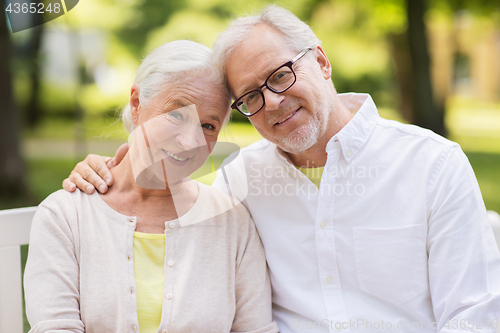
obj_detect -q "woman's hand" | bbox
[62,143,129,194]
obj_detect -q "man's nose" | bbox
[262,88,284,111]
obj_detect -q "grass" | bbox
[465,152,500,213]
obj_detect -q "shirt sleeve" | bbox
[24,200,85,333]
[426,146,500,333]
[212,150,249,206]
[230,213,279,333]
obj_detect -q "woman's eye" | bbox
[169,111,183,120]
[202,123,215,131]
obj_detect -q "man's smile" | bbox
[275,108,300,126]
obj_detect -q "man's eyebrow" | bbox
[237,83,253,97]
[236,60,287,97]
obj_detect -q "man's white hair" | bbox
[122,40,229,132]
[212,4,321,96]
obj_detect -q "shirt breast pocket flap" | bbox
[353,224,428,305]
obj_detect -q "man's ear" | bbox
[314,46,332,80]
[130,85,141,125]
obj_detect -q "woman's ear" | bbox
[130,85,141,125]
[314,46,332,80]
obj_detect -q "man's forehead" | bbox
[228,25,291,63]
[225,28,296,93]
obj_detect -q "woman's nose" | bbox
[175,124,204,151]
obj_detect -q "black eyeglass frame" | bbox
[230,47,313,117]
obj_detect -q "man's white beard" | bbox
[277,116,321,154]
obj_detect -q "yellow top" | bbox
[133,231,165,333]
[297,166,325,189]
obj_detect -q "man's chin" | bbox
[278,140,316,155]
[276,126,319,154]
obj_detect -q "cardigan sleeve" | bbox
[231,213,279,333]
[24,193,85,333]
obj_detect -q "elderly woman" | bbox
[24,40,278,333]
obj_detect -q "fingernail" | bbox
[99,185,106,193]
[86,185,94,193]
[106,178,112,185]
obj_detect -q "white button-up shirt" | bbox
[213,93,500,333]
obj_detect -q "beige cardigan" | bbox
[24,182,278,333]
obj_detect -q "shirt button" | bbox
[320,222,326,229]
[326,276,333,283]
[166,293,173,299]
[130,288,134,294]
[345,150,352,157]
[169,222,175,229]
[168,260,174,267]
[132,326,136,331]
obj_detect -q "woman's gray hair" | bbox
[122,40,229,132]
[212,4,321,96]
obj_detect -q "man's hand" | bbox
[62,143,129,194]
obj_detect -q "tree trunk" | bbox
[389,32,414,123]
[405,0,446,136]
[0,7,29,202]
[26,16,44,128]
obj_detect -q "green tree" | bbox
[0,7,29,206]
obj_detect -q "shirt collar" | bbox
[326,93,380,163]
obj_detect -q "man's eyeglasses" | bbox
[231,48,313,117]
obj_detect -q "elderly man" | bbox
[64,5,500,332]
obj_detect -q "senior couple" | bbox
[25,4,500,333]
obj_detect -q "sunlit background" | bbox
[1,0,500,215]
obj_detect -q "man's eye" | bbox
[271,70,291,82]
[244,92,258,105]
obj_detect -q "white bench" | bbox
[0,207,37,333]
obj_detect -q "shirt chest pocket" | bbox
[352,224,428,304]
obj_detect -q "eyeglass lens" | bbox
[239,65,295,115]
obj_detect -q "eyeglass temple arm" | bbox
[291,48,313,64]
